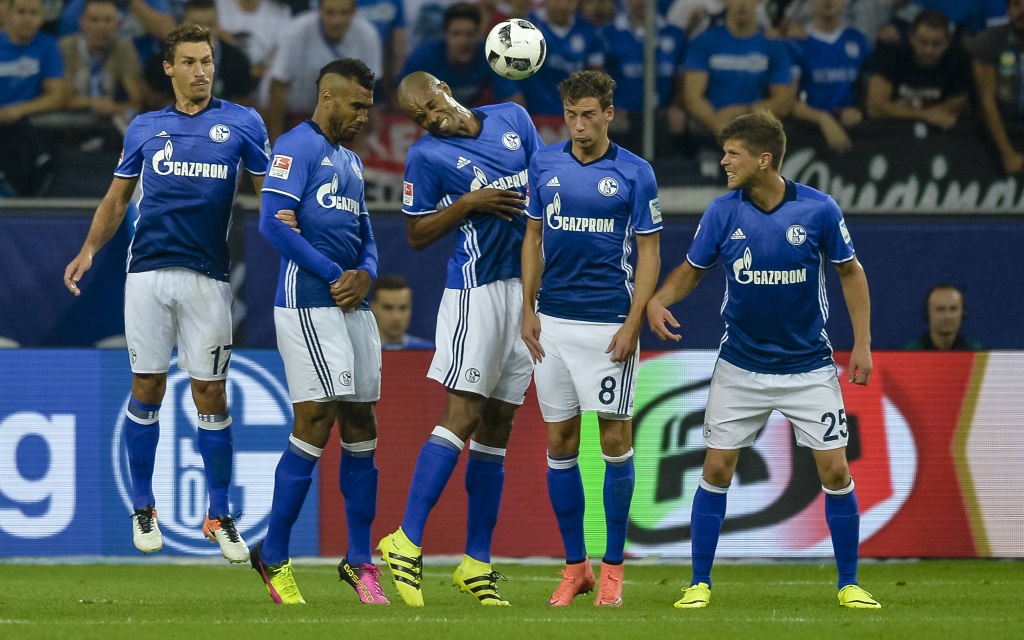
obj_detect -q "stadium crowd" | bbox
[1,0,1022,196]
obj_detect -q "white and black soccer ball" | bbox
[485,19,546,81]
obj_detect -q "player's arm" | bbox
[835,255,872,385]
[520,217,545,363]
[63,176,139,295]
[406,188,526,250]
[646,260,706,342]
[250,173,265,193]
[332,214,378,312]
[682,70,721,134]
[608,231,660,362]
[259,191,344,283]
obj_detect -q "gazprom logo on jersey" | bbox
[732,248,807,285]
[152,140,230,179]
[468,165,528,192]
[316,174,360,214]
[545,192,614,233]
[112,355,293,555]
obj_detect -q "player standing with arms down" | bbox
[63,24,270,561]
[646,110,881,610]
[521,70,661,607]
[249,58,388,606]
[377,71,542,607]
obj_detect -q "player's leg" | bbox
[781,367,880,608]
[677,359,771,608]
[595,414,634,607]
[123,271,176,554]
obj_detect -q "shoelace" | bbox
[276,563,302,599]
[217,516,242,543]
[132,508,154,534]
[360,565,388,599]
[597,574,621,601]
[485,570,508,591]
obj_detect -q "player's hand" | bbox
[666,105,687,135]
[276,209,300,233]
[921,107,956,131]
[848,344,872,386]
[331,269,372,311]
[0,104,24,124]
[462,188,527,222]
[1001,150,1024,175]
[838,107,863,128]
[606,322,640,363]
[521,308,545,363]
[64,252,93,296]
[820,115,852,153]
[647,300,681,342]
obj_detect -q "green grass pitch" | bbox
[2,560,1022,639]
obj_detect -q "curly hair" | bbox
[316,58,376,93]
[558,70,616,110]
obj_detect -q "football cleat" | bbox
[594,561,624,607]
[453,555,510,606]
[674,582,711,608]
[548,558,596,606]
[203,514,250,563]
[250,541,306,605]
[378,528,424,606]
[131,505,162,554]
[838,584,882,609]
[339,558,391,605]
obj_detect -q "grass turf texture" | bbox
[1,560,1022,639]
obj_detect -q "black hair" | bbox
[316,58,376,92]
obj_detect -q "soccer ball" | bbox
[485,19,546,81]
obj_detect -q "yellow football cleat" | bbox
[453,555,510,606]
[674,582,711,608]
[838,584,881,609]
[378,528,424,606]
[250,541,305,605]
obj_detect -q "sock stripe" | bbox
[429,426,465,451]
[341,438,378,453]
[602,448,634,465]
[288,434,323,460]
[299,307,333,397]
[823,477,855,496]
[468,440,506,457]
[547,453,579,469]
[698,477,729,494]
[197,412,231,430]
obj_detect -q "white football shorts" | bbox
[124,268,232,380]
[275,306,381,404]
[428,278,533,405]
[533,314,639,422]
[704,358,849,450]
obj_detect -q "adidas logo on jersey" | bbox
[321,157,333,166]
[546,176,560,187]
[456,156,470,169]
[730,228,746,240]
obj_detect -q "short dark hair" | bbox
[558,70,616,111]
[923,284,966,321]
[83,0,118,9]
[316,58,376,93]
[718,110,787,170]
[162,23,215,64]
[184,0,216,11]
[372,274,411,298]
[912,9,951,35]
[444,2,481,30]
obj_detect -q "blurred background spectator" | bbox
[59,0,174,61]
[788,0,871,152]
[866,8,971,130]
[216,0,290,103]
[357,0,405,103]
[1,0,68,195]
[142,0,253,109]
[905,284,982,351]
[371,274,434,350]
[972,0,1024,175]
[667,0,771,38]
[580,0,616,29]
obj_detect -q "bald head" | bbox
[397,71,477,137]
[397,72,447,115]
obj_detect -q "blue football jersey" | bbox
[789,27,870,112]
[686,181,855,374]
[527,142,662,323]
[115,98,270,281]
[512,12,606,114]
[263,121,373,309]
[600,15,687,112]
[683,26,792,110]
[403,102,542,289]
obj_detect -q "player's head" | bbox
[370,275,414,343]
[444,3,481,67]
[559,70,615,156]
[811,0,848,20]
[923,284,966,341]
[397,71,474,137]
[313,58,375,143]
[319,0,356,43]
[718,110,786,190]
[909,9,951,69]
[183,0,220,34]
[162,23,216,105]
[1010,0,1024,37]
[80,0,120,50]
[5,0,44,44]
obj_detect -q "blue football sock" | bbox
[124,397,161,510]
[465,441,506,563]
[262,437,320,567]
[691,480,728,588]
[197,413,233,518]
[401,427,463,547]
[602,449,635,565]
[339,439,378,566]
[825,480,861,588]
[547,453,587,565]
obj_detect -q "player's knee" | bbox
[190,379,227,413]
[702,455,738,486]
[598,428,631,457]
[132,373,167,404]
[818,462,851,490]
[340,402,378,442]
